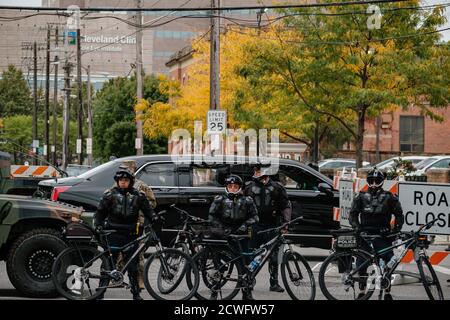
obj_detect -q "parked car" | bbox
[408,155,450,176]
[318,158,370,170]
[373,156,429,170]
[0,194,82,297]
[37,155,340,249]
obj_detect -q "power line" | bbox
[0,0,413,12]
[221,25,450,46]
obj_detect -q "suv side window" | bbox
[192,168,223,187]
[137,163,176,187]
[274,165,322,191]
[432,159,450,169]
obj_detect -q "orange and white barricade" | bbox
[10,165,61,178]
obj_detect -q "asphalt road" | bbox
[0,245,449,300]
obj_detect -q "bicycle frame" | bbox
[341,234,422,289]
[72,229,159,281]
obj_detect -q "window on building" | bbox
[400,116,424,152]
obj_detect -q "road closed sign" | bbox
[398,182,450,235]
[338,180,354,228]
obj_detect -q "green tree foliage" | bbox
[0,65,32,116]
[236,0,450,167]
[1,115,78,164]
[92,74,168,160]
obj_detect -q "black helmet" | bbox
[252,165,270,182]
[224,175,243,199]
[367,168,385,192]
[114,168,135,187]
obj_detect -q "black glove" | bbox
[95,225,103,234]
[235,224,247,234]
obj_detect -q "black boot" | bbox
[130,273,143,301]
[242,289,255,300]
[269,263,285,293]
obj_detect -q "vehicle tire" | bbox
[417,255,444,300]
[144,248,199,300]
[318,250,375,300]
[52,245,111,300]
[281,250,316,300]
[6,228,67,298]
[189,247,242,300]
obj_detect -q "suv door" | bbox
[177,164,228,221]
[273,164,339,248]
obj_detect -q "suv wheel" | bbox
[6,228,67,297]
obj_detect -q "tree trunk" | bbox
[356,108,366,169]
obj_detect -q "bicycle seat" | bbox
[229,234,251,240]
[330,229,355,236]
[100,230,117,236]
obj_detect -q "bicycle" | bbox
[52,216,200,300]
[187,216,316,300]
[318,218,444,300]
[167,204,211,255]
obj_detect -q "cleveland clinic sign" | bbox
[81,34,137,52]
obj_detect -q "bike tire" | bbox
[188,247,242,300]
[417,255,444,300]
[156,248,190,294]
[144,248,199,300]
[281,250,316,300]
[318,250,375,300]
[52,245,111,300]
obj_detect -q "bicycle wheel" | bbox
[189,247,243,300]
[52,245,111,300]
[144,248,199,300]
[281,250,316,300]
[417,255,444,300]
[318,250,375,300]
[156,249,190,294]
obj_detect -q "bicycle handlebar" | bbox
[256,216,303,235]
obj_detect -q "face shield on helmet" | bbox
[367,168,385,192]
[224,175,243,199]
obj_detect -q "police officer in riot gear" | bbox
[244,165,292,293]
[349,168,404,300]
[94,168,155,300]
[209,174,259,300]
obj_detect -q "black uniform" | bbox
[208,192,259,299]
[244,178,291,288]
[94,186,154,297]
[349,188,404,292]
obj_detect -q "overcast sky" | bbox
[0,0,448,40]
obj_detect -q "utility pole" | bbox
[76,26,83,164]
[209,0,220,111]
[135,0,144,155]
[52,26,59,166]
[375,115,381,163]
[44,25,51,162]
[313,120,319,163]
[62,61,72,171]
[32,42,38,165]
[86,65,93,167]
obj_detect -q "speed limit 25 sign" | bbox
[207,110,227,133]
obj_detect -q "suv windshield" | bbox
[78,161,118,179]
[415,158,437,170]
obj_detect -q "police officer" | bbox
[119,160,157,290]
[94,168,155,300]
[349,168,404,300]
[244,165,291,293]
[209,174,259,300]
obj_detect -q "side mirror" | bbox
[318,183,333,195]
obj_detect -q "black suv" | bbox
[38,155,339,248]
